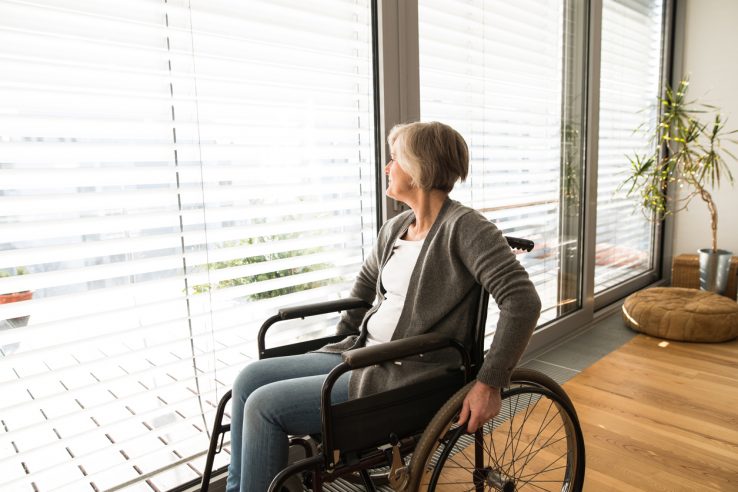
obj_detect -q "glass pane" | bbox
[595,0,665,293]
[0,0,376,489]
[419,0,588,329]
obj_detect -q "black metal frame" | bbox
[199,236,534,492]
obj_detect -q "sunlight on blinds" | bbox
[0,0,376,490]
[419,0,570,326]
[595,0,664,292]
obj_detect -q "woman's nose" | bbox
[385,161,391,174]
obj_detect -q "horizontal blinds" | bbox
[419,0,565,325]
[595,0,663,292]
[0,0,376,490]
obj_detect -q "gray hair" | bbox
[387,121,469,192]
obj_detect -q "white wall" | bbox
[672,0,738,256]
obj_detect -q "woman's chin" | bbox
[386,189,410,205]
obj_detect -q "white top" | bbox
[365,237,424,347]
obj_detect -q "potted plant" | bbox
[0,267,33,328]
[620,78,738,294]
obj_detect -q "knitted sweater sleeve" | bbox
[452,211,542,388]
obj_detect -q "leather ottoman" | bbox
[622,287,738,342]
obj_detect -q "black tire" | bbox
[406,368,585,491]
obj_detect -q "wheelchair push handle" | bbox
[505,236,534,252]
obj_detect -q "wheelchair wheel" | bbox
[407,368,585,491]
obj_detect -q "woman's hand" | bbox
[457,381,502,433]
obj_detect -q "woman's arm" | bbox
[453,211,542,388]
[452,211,541,431]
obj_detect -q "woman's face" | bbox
[385,141,414,201]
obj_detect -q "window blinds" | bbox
[419,0,567,325]
[0,0,376,490]
[594,0,664,292]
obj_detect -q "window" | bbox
[0,0,376,489]
[418,0,588,328]
[595,0,665,293]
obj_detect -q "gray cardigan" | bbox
[321,198,541,398]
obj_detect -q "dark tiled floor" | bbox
[526,309,635,380]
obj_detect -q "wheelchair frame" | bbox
[200,237,585,492]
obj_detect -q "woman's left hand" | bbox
[457,380,502,433]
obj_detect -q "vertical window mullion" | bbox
[377,0,420,222]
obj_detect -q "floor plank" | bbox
[564,334,738,492]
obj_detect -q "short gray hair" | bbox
[387,121,469,192]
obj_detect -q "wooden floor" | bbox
[563,334,738,491]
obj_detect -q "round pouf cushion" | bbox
[622,287,738,342]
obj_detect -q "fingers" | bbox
[463,402,480,433]
[457,397,471,426]
[460,384,501,433]
[467,413,480,433]
[467,405,486,433]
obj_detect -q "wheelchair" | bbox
[200,237,585,491]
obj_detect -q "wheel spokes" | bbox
[430,388,575,492]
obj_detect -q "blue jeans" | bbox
[226,352,349,492]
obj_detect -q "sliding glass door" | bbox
[419,0,668,331]
[419,0,588,331]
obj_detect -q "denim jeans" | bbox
[225,352,349,492]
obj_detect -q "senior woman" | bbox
[226,121,541,492]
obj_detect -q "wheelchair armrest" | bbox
[341,333,466,369]
[277,297,372,320]
[258,297,372,359]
